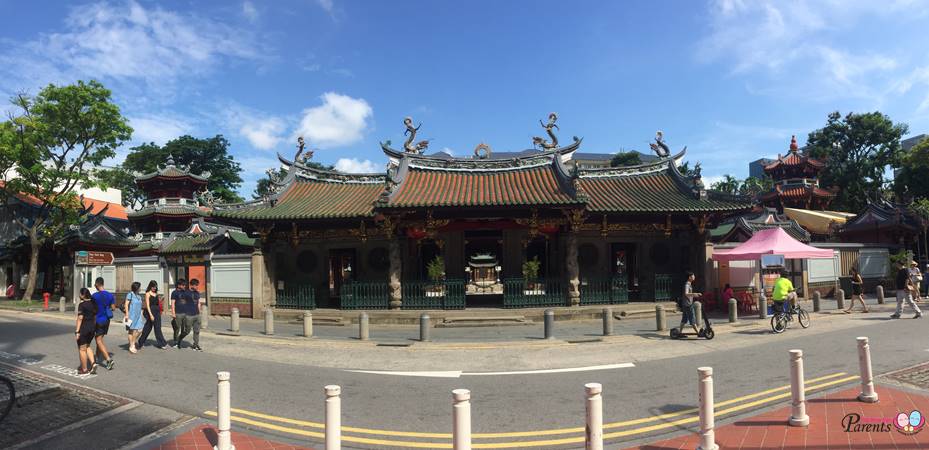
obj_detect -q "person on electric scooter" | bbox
[677,271,702,335]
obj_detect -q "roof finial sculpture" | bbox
[403,117,429,154]
[649,131,671,158]
[789,135,799,152]
[166,154,176,167]
[294,136,313,163]
[532,112,559,150]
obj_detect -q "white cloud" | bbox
[242,1,259,22]
[128,114,194,145]
[240,117,287,150]
[295,92,373,149]
[335,158,380,174]
[316,0,334,13]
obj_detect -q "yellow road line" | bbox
[204,374,859,448]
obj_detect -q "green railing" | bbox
[275,284,316,310]
[401,279,466,310]
[341,281,389,310]
[503,278,566,308]
[655,274,673,302]
[579,277,629,305]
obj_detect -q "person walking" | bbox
[845,268,869,313]
[909,261,923,302]
[170,279,191,349]
[74,288,97,374]
[138,280,167,349]
[125,282,145,354]
[676,271,702,335]
[187,278,204,351]
[891,261,922,319]
[91,277,116,370]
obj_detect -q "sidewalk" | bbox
[144,421,313,450]
[625,384,929,449]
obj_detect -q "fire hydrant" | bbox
[43,292,50,310]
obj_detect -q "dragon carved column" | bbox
[383,216,403,310]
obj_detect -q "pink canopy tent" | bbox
[712,227,833,262]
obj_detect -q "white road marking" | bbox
[345,363,635,378]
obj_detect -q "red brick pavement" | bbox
[149,423,313,450]
[626,385,929,449]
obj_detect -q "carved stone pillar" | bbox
[566,232,581,306]
[251,249,271,319]
[388,238,402,310]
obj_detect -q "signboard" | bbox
[761,254,785,269]
[75,251,114,266]
[165,254,209,265]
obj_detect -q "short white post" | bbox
[59,296,66,313]
[325,385,341,450]
[453,389,472,450]
[788,350,810,426]
[303,311,314,337]
[857,337,879,403]
[202,304,210,329]
[697,367,718,450]
[214,371,235,450]
[585,383,603,450]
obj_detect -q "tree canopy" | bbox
[806,111,908,212]
[610,151,642,167]
[100,135,243,206]
[894,137,929,202]
[0,80,132,299]
[710,175,740,194]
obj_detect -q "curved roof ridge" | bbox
[381,137,583,163]
[277,152,385,184]
[577,148,685,178]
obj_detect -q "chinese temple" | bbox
[127,155,211,234]
[212,116,752,310]
[841,200,926,249]
[758,136,834,211]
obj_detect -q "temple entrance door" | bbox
[464,231,503,307]
[328,249,355,303]
[611,243,639,301]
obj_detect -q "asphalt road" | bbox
[1,308,927,449]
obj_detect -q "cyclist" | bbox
[771,270,797,315]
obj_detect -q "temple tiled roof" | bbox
[213,178,384,220]
[763,136,825,172]
[127,205,208,219]
[759,184,834,201]
[710,208,811,243]
[384,163,579,208]
[842,200,924,233]
[135,155,209,184]
[579,171,748,213]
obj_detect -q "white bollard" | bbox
[585,383,603,450]
[325,385,341,450]
[697,367,718,450]
[214,371,235,450]
[788,350,810,426]
[453,389,472,450]
[857,337,879,403]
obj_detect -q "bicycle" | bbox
[0,374,15,423]
[770,302,810,334]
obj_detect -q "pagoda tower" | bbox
[127,155,210,234]
[758,135,834,211]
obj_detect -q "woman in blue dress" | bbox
[126,282,145,354]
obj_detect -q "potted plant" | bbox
[426,255,445,297]
[522,257,543,294]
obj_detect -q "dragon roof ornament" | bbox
[532,112,559,150]
[403,117,429,154]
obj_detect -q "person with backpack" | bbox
[91,277,116,370]
[677,271,702,335]
[891,261,922,319]
[74,288,97,375]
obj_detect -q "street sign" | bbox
[75,251,114,266]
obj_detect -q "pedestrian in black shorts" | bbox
[91,277,116,371]
[74,288,97,374]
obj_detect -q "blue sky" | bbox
[2,0,929,196]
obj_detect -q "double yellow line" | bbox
[204,372,858,448]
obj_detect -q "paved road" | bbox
[1,306,926,449]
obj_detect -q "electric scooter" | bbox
[669,314,715,340]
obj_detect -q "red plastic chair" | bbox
[701,291,717,312]
[739,292,756,313]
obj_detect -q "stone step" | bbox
[437,316,531,328]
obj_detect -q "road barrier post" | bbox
[836,289,845,310]
[697,367,718,450]
[655,305,666,331]
[230,308,240,333]
[59,296,66,313]
[813,291,821,312]
[876,285,884,304]
[420,313,431,342]
[303,311,313,337]
[215,371,234,450]
[857,337,879,403]
[758,294,767,319]
[585,383,603,450]
[694,301,703,328]
[544,309,554,340]
[325,385,341,450]
[728,298,738,323]
[788,349,810,426]
[453,389,471,450]
[602,308,613,336]
[359,312,369,341]
[264,307,274,335]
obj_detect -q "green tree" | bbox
[0,81,132,300]
[894,137,929,202]
[740,176,774,198]
[100,135,244,206]
[610,151,642,167]
[253,162,334,199]
[710,175,741,194]
[806,111,908,212]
